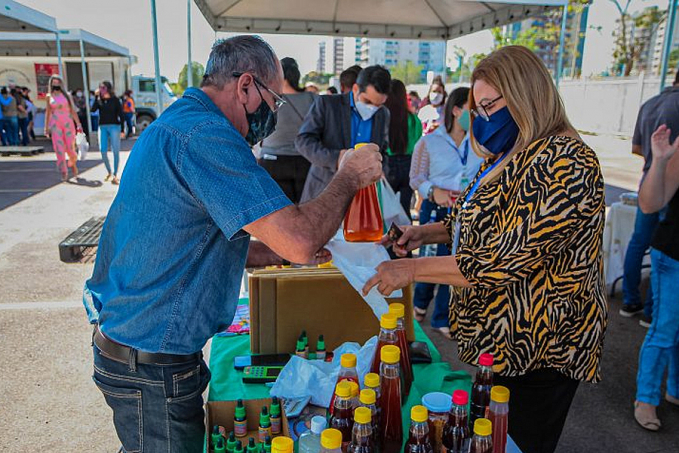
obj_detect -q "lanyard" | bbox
[452,142,469,166]
[464,149,510,204]
[452,150,510,255]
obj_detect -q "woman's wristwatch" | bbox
[427,186,436,202]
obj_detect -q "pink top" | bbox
[48,93,72,126]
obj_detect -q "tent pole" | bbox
[56,31,63,76]
[151,0,164,114]
[187,0,194,89]
[556,4,568,88]
[660,0,677,91]
[79,39,93,139]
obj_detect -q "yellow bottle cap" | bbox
[271,437,294,453]
[380,313,397,329]
[388,303,405,319]
[490,385,510,404]
[335,381,352,398]
[341,353,357,369]
[360,388,376,405]
[354,143,368,149]
[411,405,429,423]
[474,418,492,437]
[380,345,400,364]
[317,261,334,268]
[348,381,359,397]
[321,428,343,449]
[354,406,372,424]
[364,373,380,388]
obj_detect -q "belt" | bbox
[93,325,201,365]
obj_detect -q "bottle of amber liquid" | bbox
[404,405,434,453]
[343,143,383,242]
[378,345,403,453]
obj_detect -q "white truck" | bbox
[131,75,178,132]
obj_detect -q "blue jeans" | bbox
[124,112,135,138]
[91,115,99,132]
[623,206,659,316]
[414,199,451,328]
[2,117,19,146]
[99,124,121,176]
[93,344,210,452]
[18,117,29,145]
[636,248,679,406]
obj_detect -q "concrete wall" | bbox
[407,75,673,136]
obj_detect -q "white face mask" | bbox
[76,91,83,98]
[429,92,443,105]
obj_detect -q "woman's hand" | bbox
[380,224,427,257]
[44,129,50,139]
[651,124,679,163]
[76,124,83,133]
[362,259,416,296]
[432,187,457,208]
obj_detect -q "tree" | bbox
[302,71,333,86]
[610,2,666,76]
[176,61,205,94]
[390,61,425,85]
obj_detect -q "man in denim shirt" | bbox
[85,36,382,452]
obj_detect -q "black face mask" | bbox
[53,86,62,92]
[243,84,277,146]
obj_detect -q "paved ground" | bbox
[0,133,678,452]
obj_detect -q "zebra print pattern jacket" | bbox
[445,135,607,383]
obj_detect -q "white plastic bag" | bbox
[270,337,377,408]
[325,230,401,320]
[76,132,89,161]
[380,178,411,227]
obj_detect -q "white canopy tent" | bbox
[192,0,568,41]
[0,28,131,134]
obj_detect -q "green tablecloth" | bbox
[208,305,472,435]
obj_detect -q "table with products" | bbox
[207,298,523,453]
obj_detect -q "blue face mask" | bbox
[244,87,277,146]
[472,106,519,155]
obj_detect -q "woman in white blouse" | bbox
[408,86,484,338]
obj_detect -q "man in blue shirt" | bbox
[296,65,391,202]
[85,35,382,452]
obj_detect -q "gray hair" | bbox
[201,35,279,89]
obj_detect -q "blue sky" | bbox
[20,0,670,81]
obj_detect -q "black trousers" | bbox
[258,154,311,204]
[493,368,580,453]
[385,154,413,220]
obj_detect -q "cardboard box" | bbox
[205,398,290,451]
[249,267,414,355]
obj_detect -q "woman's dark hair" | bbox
[385,79,409,156]
[356,65,391,95]
[444,86,470,133]
[326,86,338,94]
[101,81,115,97]
[281,57,303,92]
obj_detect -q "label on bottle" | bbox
[259,426,272,443]
[270,416,281,435]
[234,419,247,437]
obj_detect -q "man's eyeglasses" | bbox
[471,94,503,121]
[232,72,286,112]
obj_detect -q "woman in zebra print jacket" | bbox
[363,46,607,453]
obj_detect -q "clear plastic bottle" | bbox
[388,303,413,398]
[329,381,355,448]
[469,419,492,453]
[421,209,439,257]
[442,390,471,453]
[271,436,294,453]
[470,354,493,427]
[299,416,327,453]
[320,428,344,453]
[488,386,510,453]
[364,373,381,414]
[378,345,403,453]
[370,314,399,374]
[344,144,383,243]
[404,405,434,453]
[330,353,360,414]
[348,406,374,453]
[359,389,379,449]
